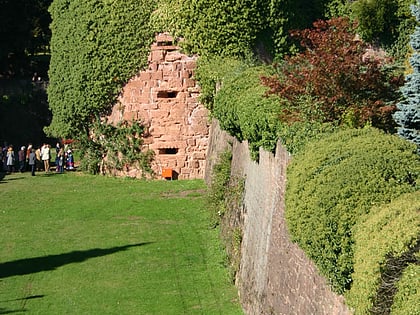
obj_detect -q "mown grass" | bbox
[0,171,243,314]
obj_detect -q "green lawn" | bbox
[0,172,243,314]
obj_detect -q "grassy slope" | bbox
[0,172,243,314]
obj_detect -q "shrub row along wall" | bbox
[205,119,351,315]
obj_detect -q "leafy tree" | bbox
[261,17,403,131]
[46,0,156,138]
[393,1,420,147]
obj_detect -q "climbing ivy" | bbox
[47,0,156,138]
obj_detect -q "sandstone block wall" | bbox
[106,33,209,179]
[206,120,352,315]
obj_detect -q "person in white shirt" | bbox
[40,143,50,172]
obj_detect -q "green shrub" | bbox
[285,127,419,293]
[346,191,420,314]
[211,63,282,160]
[194,56,250,111]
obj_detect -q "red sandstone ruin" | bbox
[106,33,209,179]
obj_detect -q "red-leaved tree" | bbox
[261,17,403,130]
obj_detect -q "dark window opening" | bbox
[159,148,178,155]
[157,91,178,98]
[157,41,173,46]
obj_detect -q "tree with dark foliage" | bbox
[261,17,404,131]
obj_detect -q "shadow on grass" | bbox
[0,295,45,303]
[0,296,44,314]
[0,308,26,314]
[0,174,25,183]
[0,243,152,279]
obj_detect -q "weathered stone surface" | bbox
[106,33,209,179]
[205,119,352,315]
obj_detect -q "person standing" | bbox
[26,144,33,171]
[40,143,50,172]
[6,146,14,174]
[35,146,42,171]
[28,148,36,176]
[55,142,60,171]
[56,148,65,173]
[18,146,26,172]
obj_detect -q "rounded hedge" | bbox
[285,127,419,293]
[346,191,420,314]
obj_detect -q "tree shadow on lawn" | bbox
[0,243,153,279]
[0,307,27,314]
[0,296,44,314]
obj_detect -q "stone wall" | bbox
[206,120,352,315]
[106,33,209,179]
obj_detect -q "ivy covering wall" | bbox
[47,0,156,138]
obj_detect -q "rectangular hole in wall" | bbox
[157,41,173,46]
[159,148,178,155]
[157,91,178,99]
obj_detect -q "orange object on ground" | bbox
[162,168,173,179]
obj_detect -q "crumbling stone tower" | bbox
[106,33,209,179]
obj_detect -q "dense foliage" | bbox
[285,127,419,293]
[393,1,420,147]
[152,0,268,58]
[211,64,282,159]
[47,0,156,138]
[151,0,333,61]
[195,56,338,157]
[261,17,403,131]
[347,191,419,315]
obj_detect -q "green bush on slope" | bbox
[347,191,420,314]
[285,127,419,293]
[204,60,282,160]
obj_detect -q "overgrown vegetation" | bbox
[261,17,403,131]
[285,127,419,293]
[47,0,156,138]
[203,61,282,160]
[207,150,245,282]
[78,119,155,176]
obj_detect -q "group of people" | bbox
[0,142,75,176]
